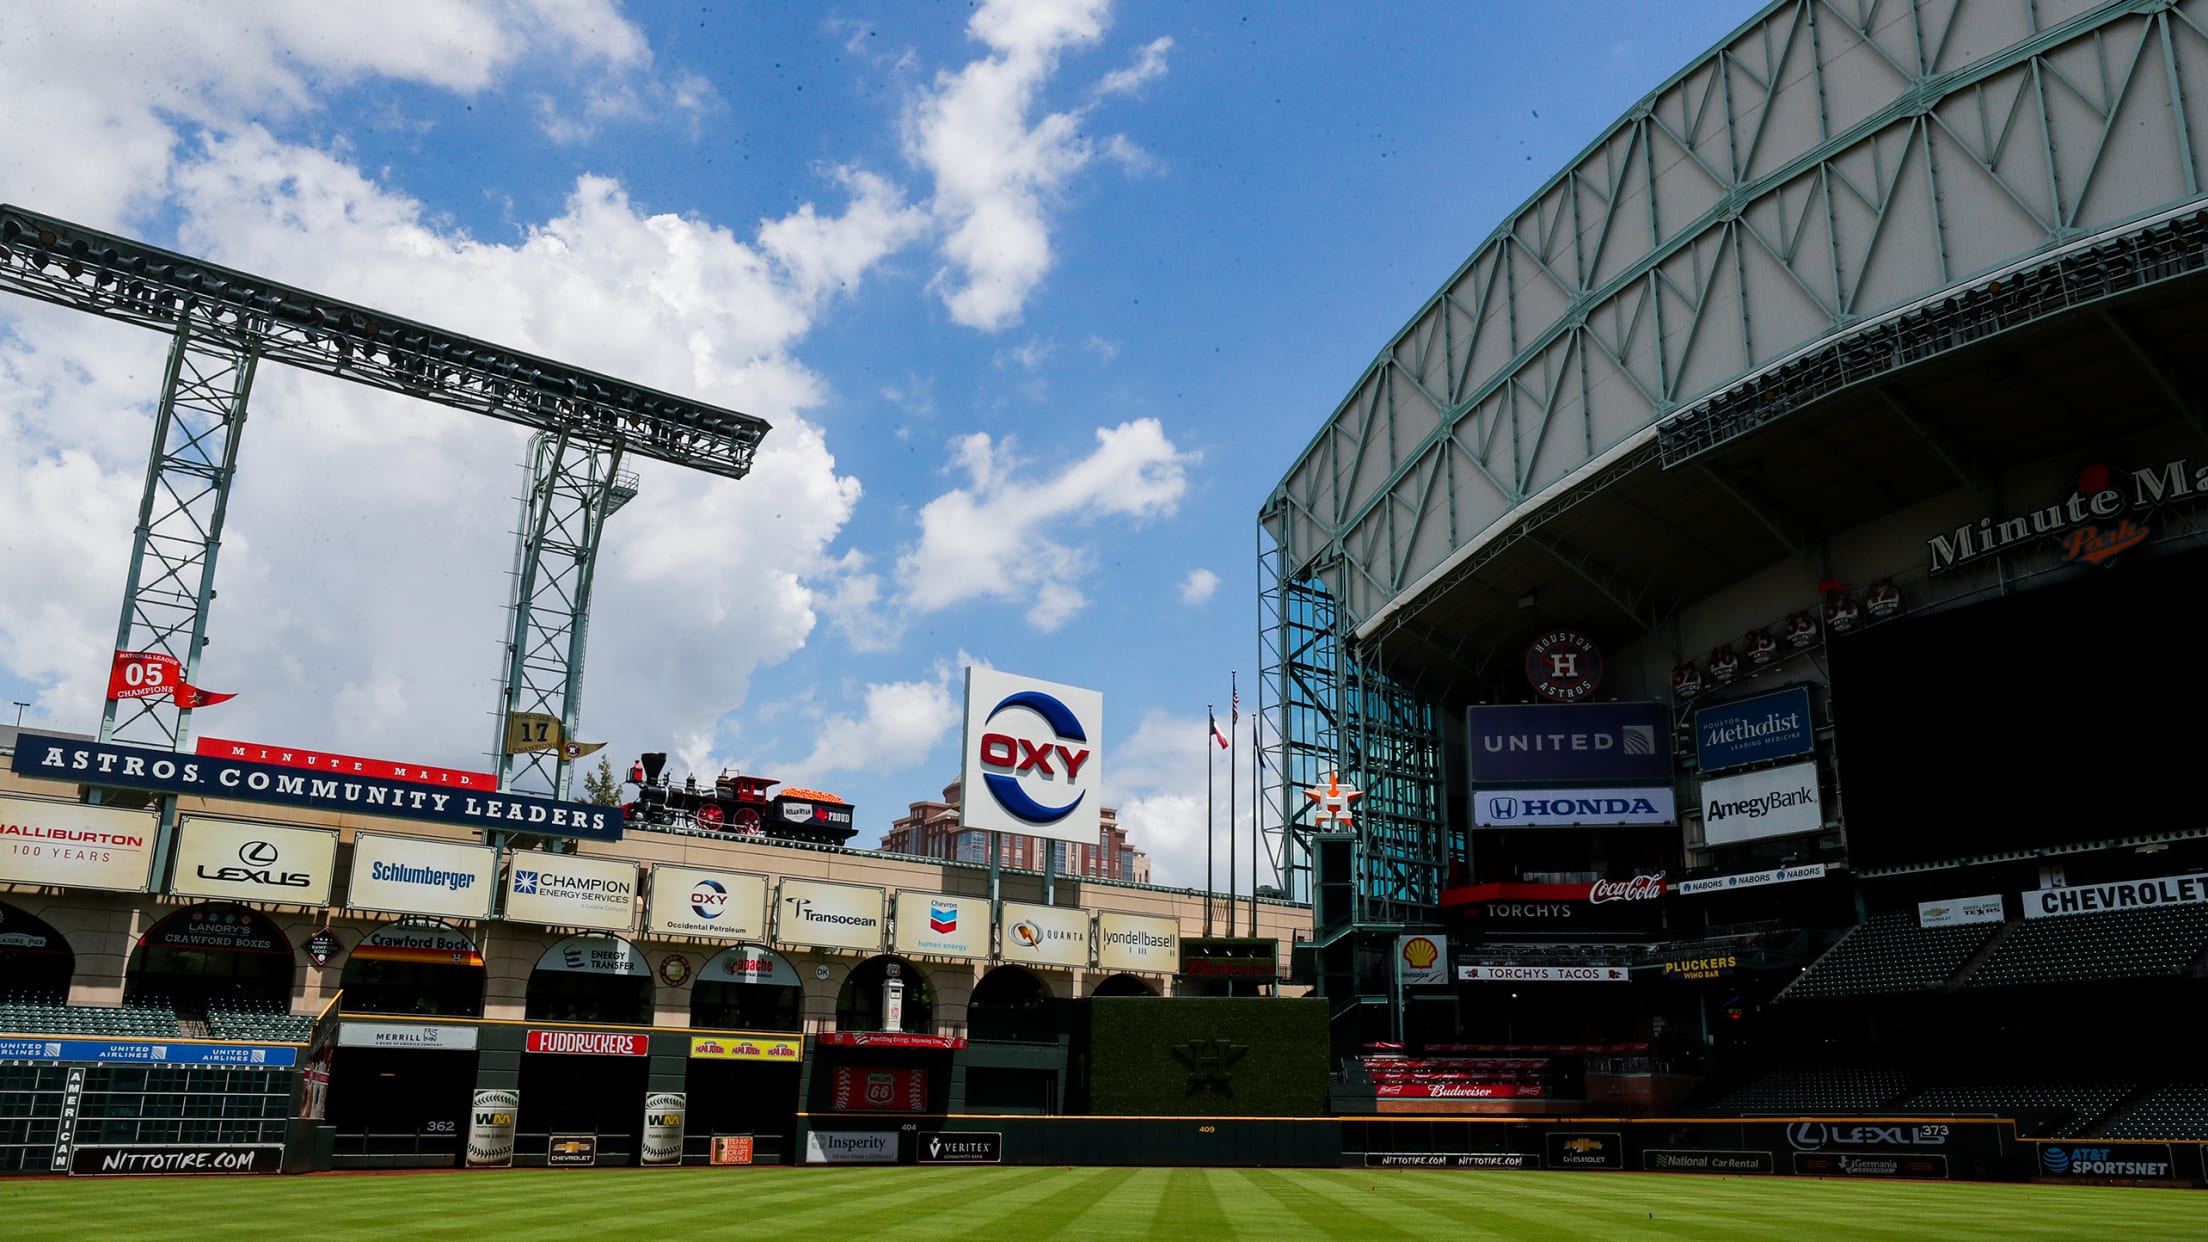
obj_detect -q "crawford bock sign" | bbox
[167,817,336,906]
[0,795,158,893]
[1465,702,1671,785]
[1699,760,1823,846]
[959,667,1102,846]
[11,733,621,843]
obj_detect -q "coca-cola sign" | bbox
[1588,873,1666,904]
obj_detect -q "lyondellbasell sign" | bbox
[1927,458,2208,573]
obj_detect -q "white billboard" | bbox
[959,667,1102,846]
[0,796,159,893]
[644,866,768,942]
[346,832,499,920]
[805,1130,897,1164]
[775,879,885,952]
[169,816,338,906]
[1918,894,2005,927]
[1396,933,1449,986]
[1699,760,1823,845]
[1473,787,1675,828]
[503,853,638,932]
[1095,912,1179,974]
[892,891,989,960]
[999,901,1091,969]
[1457,964,1629,983]
[337,1022,479,1050]
[2023,873,2208,919]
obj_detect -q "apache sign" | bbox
[959,667,1102,846]
[11,733,621,843]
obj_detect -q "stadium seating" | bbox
[0,992,180,1037]
[1900,1081,2134,1138]
[204,998,313,1043]
[2099,1083,2208,1140]
[1699,1063,1916,1114]
[1781,913,1997,998]
[1962,905,2208,988]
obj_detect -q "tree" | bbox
[582,755,621,806]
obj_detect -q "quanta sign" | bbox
[959,668,1102,845]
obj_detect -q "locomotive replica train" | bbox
[620,751,858,846]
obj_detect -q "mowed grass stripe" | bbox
[6,1165,2208,1240]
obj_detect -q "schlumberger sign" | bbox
[958,668,1102,846]
[11,734,621,843]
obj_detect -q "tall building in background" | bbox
[880,778,1147,881]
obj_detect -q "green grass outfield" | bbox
[4,1166,2203,1240]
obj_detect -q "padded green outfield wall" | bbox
[1079,997,1327,1117]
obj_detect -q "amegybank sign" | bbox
[346,833,499,920]
[1699,761,1822,846]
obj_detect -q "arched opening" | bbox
[126,905,295,1035]
[1090,973,1158,997]
[691,944,803,1031]
[338,919,486,1017]
[524,934,653,1025]
[834,955,933,1034]
[0,903,74,1007]
[967,965,1057,1042]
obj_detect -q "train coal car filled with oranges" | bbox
[620,751,856,845]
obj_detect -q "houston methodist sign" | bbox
[959,668,1102,845]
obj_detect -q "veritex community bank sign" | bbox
[10,734,621,843]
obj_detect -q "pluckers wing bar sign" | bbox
[11,734,622,843]
[1178,936,1278,980]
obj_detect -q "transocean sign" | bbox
[11,734,621,843]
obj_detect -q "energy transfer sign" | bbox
[959,668,1102,846]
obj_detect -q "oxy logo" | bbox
[1787,1122,1946,1151]
[196,838,311,889]
[690,879,728,921]
[977,689,1092,825]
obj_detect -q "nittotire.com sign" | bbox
[70,1145,281,1176]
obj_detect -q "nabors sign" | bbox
[959,668,1102,845]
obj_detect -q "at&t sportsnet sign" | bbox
[959,668,1102,846]
[12,734,620,842]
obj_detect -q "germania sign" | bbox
[11,734,620,843]
[1927,459,2205,573]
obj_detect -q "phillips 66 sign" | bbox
[959,668,1102,846]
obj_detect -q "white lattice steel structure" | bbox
[1261,0,2208,928]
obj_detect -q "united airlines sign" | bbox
[1465,703,1672,785]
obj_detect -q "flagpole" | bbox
[1204,703,1215,937]
[1249,710,1260,937]
[1227,672,1237,949]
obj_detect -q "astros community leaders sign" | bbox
[12,733,621,843]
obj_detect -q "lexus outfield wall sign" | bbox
[959,667,1102,846]
[167,817,337,906]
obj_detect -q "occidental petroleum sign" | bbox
[960,668,1102,845]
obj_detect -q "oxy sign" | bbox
[959,667,1102,846]
[644,866,768,942]
[168,817,337,906]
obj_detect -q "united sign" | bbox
[958,668,1102,845]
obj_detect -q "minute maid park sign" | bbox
[12,733,621,842]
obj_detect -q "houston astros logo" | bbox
[977,689,1093,825]
[1526,630,1602,702]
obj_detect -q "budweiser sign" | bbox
[526,1030,648,1056]
[1588,873,1666,904]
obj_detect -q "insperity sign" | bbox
[11,734,621,843]
[958,668,1102,846]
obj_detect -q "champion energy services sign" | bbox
[776,879,885,952]
[644,866,768,942]
[504,854,638,932]
[892,891,988,960]
[959,667,1102,846]
[0,796,158,893]
[11,733,621,843]
[346,833,499,921]
[168,817,337,906]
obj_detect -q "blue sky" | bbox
[0,1,1760,887]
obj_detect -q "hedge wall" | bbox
[1079,996,1328,1117]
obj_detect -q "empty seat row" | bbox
[1965,905,2208,989]
[1783,914,1996,999]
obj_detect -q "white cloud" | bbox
[1179,569,1219,605]
[1095,35,1173,98]
[1081,334,1120,363]
[0,10,925,785]
[992,337,1057,372]
[903,0,1170,330]
[898,419,1195,630]
[1109,709,1268,891]
[779,663,962,786]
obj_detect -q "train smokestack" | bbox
[641,752,667,784]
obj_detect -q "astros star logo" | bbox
[1305,771,1362,828]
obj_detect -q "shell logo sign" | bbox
[1396,933,1448,986]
